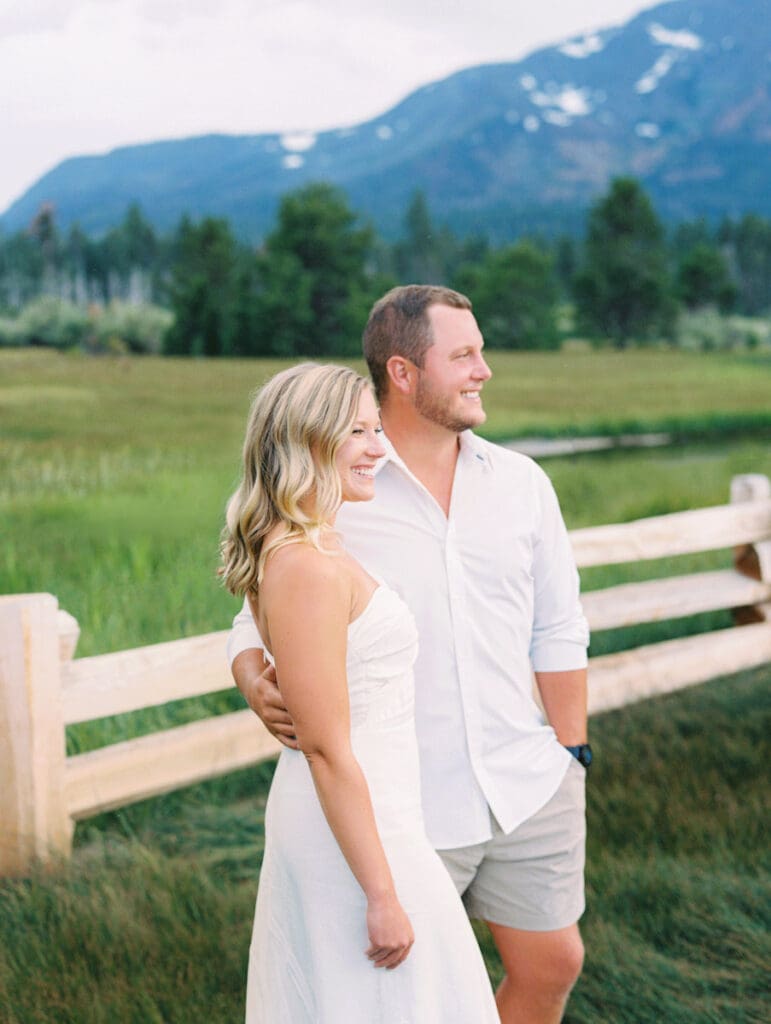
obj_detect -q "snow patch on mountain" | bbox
[543,110,571,127]
[559,33,605,59]
[555,87,592,115]
[636,52,678,94]
[529,84,593,123]
[648,22,703,50]
[636,121,661,138]
[280,132,317,153]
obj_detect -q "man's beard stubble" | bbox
[413,371,482,434]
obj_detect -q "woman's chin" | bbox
[341,485,375,504]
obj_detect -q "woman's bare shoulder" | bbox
[262,541,349,605]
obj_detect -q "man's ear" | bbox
[385,355,415,396]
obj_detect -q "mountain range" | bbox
[2,0,769,241]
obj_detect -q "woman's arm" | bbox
[263,547,414,969]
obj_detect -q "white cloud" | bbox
[0,0,79,38]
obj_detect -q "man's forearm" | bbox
[232,648,268,712]
[535,668,588,746]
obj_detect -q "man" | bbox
[228,285,590,1024]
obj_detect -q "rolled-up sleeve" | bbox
[226,598,264,666]
[529,467,590,672]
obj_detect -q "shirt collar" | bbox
[458,429,492,469]
[377,429,491,476]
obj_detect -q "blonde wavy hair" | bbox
[220,362,371,596]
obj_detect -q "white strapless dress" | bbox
[245,584,499,1022]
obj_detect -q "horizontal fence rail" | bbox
[60,630,234,726]
[1,473,769,875]
[587,619,771,713]
[579,568,771,631]
[65,710,282,820]
[570,496,771,567]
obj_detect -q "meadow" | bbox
[1,346,770,1023]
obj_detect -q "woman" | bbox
[221,363,498,1022]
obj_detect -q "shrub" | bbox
[676,309,771,352]
[15,296,91,349]
[91,302,173,354]
[0,299,175,353]
[0,314,24,347]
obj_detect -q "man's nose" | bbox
[474,355,492,380]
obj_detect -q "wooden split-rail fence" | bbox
[1,473,770,876]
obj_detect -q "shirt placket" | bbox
[444,454,491,834]
[387,444,492,842]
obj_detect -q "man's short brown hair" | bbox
[362,285,472,402]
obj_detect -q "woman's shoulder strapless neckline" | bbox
[348,584,387,631]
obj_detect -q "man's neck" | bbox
[381,407,461,516]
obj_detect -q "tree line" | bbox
[1,178,770,355]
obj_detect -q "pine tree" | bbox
[163,217,239,356]
[455,241,559,350]
[573,178,675,346]
[253,183,374,356]
[676,243,736,312]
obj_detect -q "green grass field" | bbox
[1,347,770,1022]
[0,667,768,1024]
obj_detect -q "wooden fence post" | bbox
[731,474,771,625]
[0,594,72,875]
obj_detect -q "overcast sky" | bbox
[1,0,660,215]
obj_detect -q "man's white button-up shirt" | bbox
[228,431,589,850]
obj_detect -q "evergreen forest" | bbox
[1,179,770,357]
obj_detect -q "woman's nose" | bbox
[368,434,386,457]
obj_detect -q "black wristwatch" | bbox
[564,743,593,769]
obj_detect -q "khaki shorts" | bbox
[437,758,586,932]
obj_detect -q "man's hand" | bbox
[232,649,299,749]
